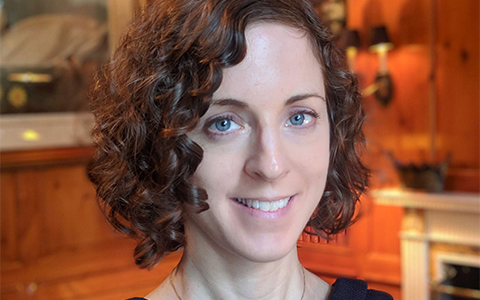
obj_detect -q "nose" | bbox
[244,126,290,182]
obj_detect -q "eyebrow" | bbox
[211,93,325,108]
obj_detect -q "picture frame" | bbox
[313,0,347,40]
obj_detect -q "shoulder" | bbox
[328,278,393,300]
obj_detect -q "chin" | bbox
[228,230,301,263]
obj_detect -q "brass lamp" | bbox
[368,26,394,106]
[343,26,395,106]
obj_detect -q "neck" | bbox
[172,231,305,300]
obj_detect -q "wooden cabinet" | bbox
[1,147,118,266]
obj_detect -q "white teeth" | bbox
[260,201,269,212]
[270,201,279,211]
[235,197,291,212]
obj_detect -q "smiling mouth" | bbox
[233,196,292,212]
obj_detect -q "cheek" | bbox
[291,135,330,206]
[292,132,330,174]
[300,149,329,190]
[193,148,243,195]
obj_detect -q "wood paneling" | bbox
[345,0,479,186]
[16,169,49,261]
[298,197,403,298]
[348,0,433,176]
[1,239,182,300]
[1,148,117,264]
[300,0,478,298]
[1,0,478,298]
[0,147,93,170]
[436,0,479,169]
[1,172,18,262]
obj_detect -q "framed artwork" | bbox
[314,0,347,40]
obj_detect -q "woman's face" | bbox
[187,23,329,263]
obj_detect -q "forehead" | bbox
[213,23,325,102]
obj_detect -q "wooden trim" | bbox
[0,147,94,170]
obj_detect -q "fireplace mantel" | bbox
[372,189,480,213]
[371,189,480,300]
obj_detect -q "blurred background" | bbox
[0,0,478,299]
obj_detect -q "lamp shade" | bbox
[369,26,393,52]
[344,29,360,49]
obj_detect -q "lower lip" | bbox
[230,196,295,219]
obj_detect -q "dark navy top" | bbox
[329,278,393,300]
[127,277,393,300]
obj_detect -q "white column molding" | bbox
[401,236,429,300]
[371,189,480,300]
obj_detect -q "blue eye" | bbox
[286,111,316,127]
[206,115,242,135]
[215,119,231,131]
[290,113,305,125]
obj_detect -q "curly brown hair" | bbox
[88,0,369,269]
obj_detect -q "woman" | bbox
[88,0,392,299]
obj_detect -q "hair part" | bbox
[88,0,369,269]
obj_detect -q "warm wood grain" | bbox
[299,0,475,296]
[16,169,49,261]
[436,0,480,169]
[42,165,115,252]
[1,161,118,263]
[346,0,479,185]
[1,172,18,262]
[0,147,93,170]
[1,239,182,300]
[298,1,479,298]
[1,1,477,299]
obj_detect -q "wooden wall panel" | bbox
[1,172,18,262]
[42,165,115,252]
[298,0,440,297]
[348,0,433,179]
[347,0,479,188]
[298,0,478,298]
[370,203,402,255]
[1,153,118,264]
[436,0,479,169]
[16,169,49,261]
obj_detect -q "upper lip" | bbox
[232,195,293,202]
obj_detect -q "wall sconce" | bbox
[345,29,360,72]
[344,26,395,106]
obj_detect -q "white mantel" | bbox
[373,189,480,213]
[371,189,480,300]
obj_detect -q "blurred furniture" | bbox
[0,113,93,151]
[372,189,480,300]
[0,147,116,265]
[0,147,185,299]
